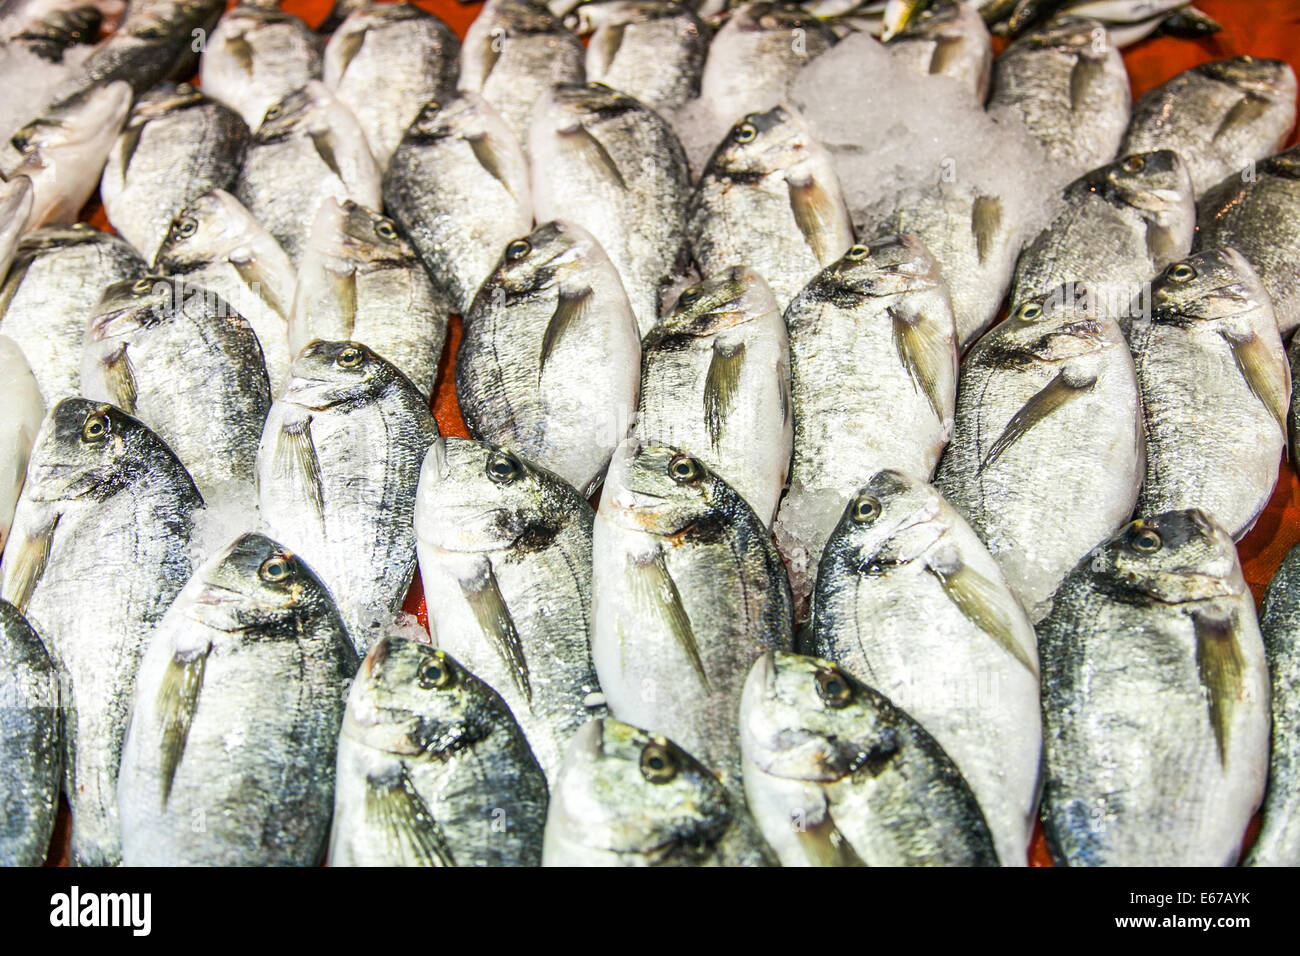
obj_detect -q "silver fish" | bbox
[0,175,33,279]
[1038,510,1269,866]
[257,341,439,656]
[688,106,855,312]
[592,440,794,791]
[636,267,791,528]
[0,398,201,865]
[118,532,355,866]
[383,93,533,317]
[884,0,992,101]
[82,276,271,500]
[808,469,1041,865]
[776,234,958,614]
[543,717,777,866]
[329,634,547,867]
[154,188,297,396]
[323,2,461,172]
[234,81,382,264]
[739,650,998,866]
[0,0,113,43]
[934,288,1142,621]
[289,198,447,400]
[0,336,44,557]
[1129,248,1289,540]
[0,598,59,866]
[457,220,642,494]
[1121,56,1297,198]
[99,83,250,265]
[0,223,145,406]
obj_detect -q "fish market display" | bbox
[0,336,44,556]
[884,0,991,101]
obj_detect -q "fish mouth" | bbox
[340,707,426,757]
[416,508,517,554]
[278,381,356,412]
[570,719,605,760]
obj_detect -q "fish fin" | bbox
[1223,329,1289,436]
[793,805,866,866]
[1,513,58,612]
[364,768,455,866]
[558,123,626,189]
[891,305,951,421]
[787,173,845,265]
[540,286,592,380]
[971,195,1002,266]
[460,560,531,706]
[475,31,502,85]
[101,345,138,415]
[228,33,255,76]
[463,130,518,199]
[777,356,791,426]
[310,129,345,181]
[590,23,626,77]
[703,339,745,450]
[332,26,368,80]
[928,35,965,77]
[1193,609,1245,766]
[626,550,708,690]
[1213,94,1271,145]
[0,251,33,316]
[230,255,290,319]
[979,367,1096,473]
[117,123,144,178]
[326,266,358,337]
[273,417,325,526]
[927,558,1037,676]
[156,643,210,805]
[1143,220,1180,268]
[1069,55,1105,112]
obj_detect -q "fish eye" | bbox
[132,277,155,296]
[814,667,853,709]
[678,286,702,307]
[640,741,678,784]
[375,221,398,241]
[259,553,294,584]
[1016,302,1043,322]
[668,454,701,484]
[845,245,870,261]
[172,217,197,240]
[417,653,456,689]
[1128,526,1163,555]
[851,494,881,524]
[1121,154,1145,173]
[486,450,523,484]
[505,238,531,262]
[336,345,365,369]
[81,412,109,443]
[263,105,281,121]
[733,122,757,143]
[1166,262,1197,283]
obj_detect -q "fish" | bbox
[1011,149,1196,313]
[0,223,146,406]
[257,341,440,656]
[329,634,548,867]
[531,81,691,336]
[457,0,586,146]
[234,81,382,264]
[82,276,272,500]
[0,0,114,44]
[415,438,602,781]
[591,441,794,792]
[1196,145,1300,336]
[1128,248,1289,540]
[118,532,355,866]
[99,83,250,265]
[934,286,1143,621]
[0,398,201,865]
[687,105,855,312]
[0,176,33,279]
[0,598,59,867]
[0,336,44,558]
[739,650,999,866]
[543,717,777,866]
[456,220,642,495]
[289,199,447,400]
[566,0,711,114]
[1121,56,1297,198]
[0,32,93,163]
[776,234,958,615]
[323,2,461,172]
[198,4,323,130]
[154,189,297,396]
[1038,510,1269,866]
[67,0,225,96]
[636,267,791,528]
[884,0,992,101]
[1247,539,1300,866]
[382,93,532,317]
[807,469,1041,865]
[987,18,1130,183]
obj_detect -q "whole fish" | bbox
[1011,149,1195,312]
[258,341,439,656]
[884,0,992,101]
[289,199,446,400]
[636,267,791,528]
[0,175,33,280]
[0,223,146,405]
[739,650,998,866]
[777,234,958,613]
[1247,540,1300,866]
[383,93,532,317]
[154,189,296,396]
[330,635,548,866]
[0,336,44,556]
[323,3,461,171]
[99,83,250,265]
[234,81,382,264]
[458,0,586,146]
[1038,510,1269,866]
[82,276,271,500]
[543,717,777,866]
[987,18,1130,183]
[199,4,322,130]
[531,82,691,336]
[118,532,355,866]
[1121,56,1297,198]
[567,0,711,114]
[1128,249,1288,540]
[0,599,58,866]
[0,398,201,865]
[935,288,1142,620]
[591,441,794,791]
[687,105,855,312]
[457,220,641,494]
[808,469,1041,865]
[415,437,603,781]
[1197,146,1300,336]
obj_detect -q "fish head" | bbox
[1146,248,1268,328]
[1012,17,1107,60]
[987,287,1115,364]
[253,83,323,140]
[86,274,179,343]
[1198,55,1296,99]
[1086,149,1193,217]
[1092,510,1243,605]
[733,2,820,34]
[815,233,944,300]
[485,219,602,300]
[705,106,812,180]
[481,0,564,34]
[405,94,480,143]
[123,0,217,41]
[156,189,249,271]
[646,266,776,346]
[600,440,735,539]
[126,82,208,128]
[9,80,132,159]
[309,197,416,267]
[280,340,401,410]
[826,470,950,572]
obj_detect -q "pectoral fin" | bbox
[1,513,58,612]
[891,305,951,421]
[927,558,1037,676]
[1213,94,1271,145]
[1069,55,1105,112]
[102,345,138,414]
[326,266,358,337]
[979,367,1096,473]
[1223,329,1289,436]
[117,123,144,178]
[157,644,210,804]
[590,24,627,76]
[310,130,345,181]
[540,286,592,379]
[273,417,325,526]
[231,254,289,319]
[228,33,254,76]
[461,560,530,706]
[929,35,965,77]
[788,174,846,265]
[1144,219,1181,268]
[971,195,1003,266]
[331,27,368,80]
[1193,609,1245,766]
[704,340,745,450]
[364,767,455,866]
[464,130,519,199]
[626,550,708,689]
[793,807,866,867]
[559,123,626,189]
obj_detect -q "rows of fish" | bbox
[0,0,1299,867]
